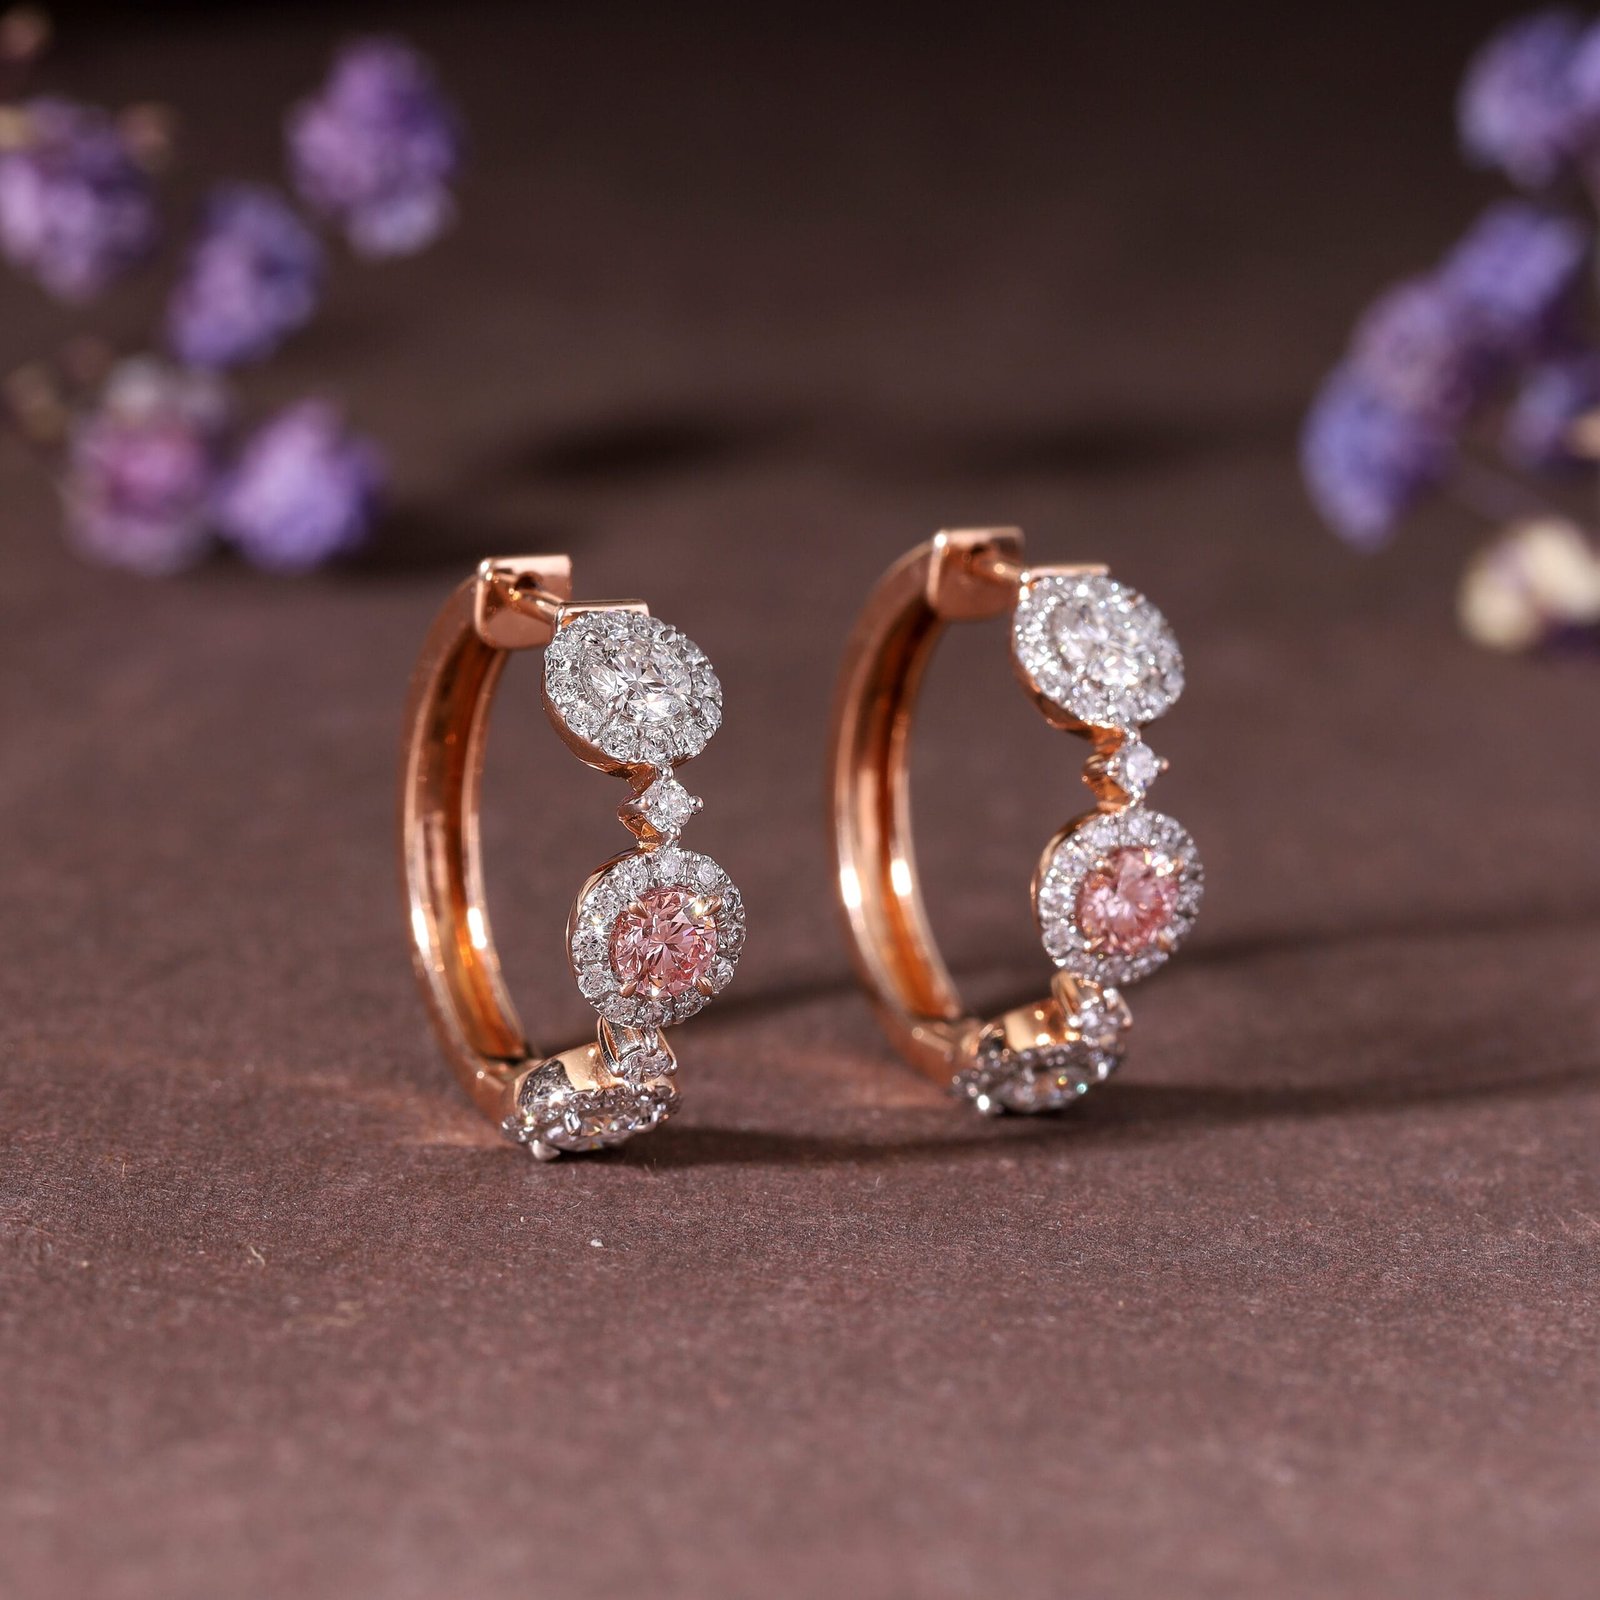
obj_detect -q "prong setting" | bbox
[569,847,745,1029]
[1035,807,1203,987]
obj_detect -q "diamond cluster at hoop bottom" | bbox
[954,990,1131,1115]
[505,1061,676,1157]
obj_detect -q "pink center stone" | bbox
[609,885,719,997]
[1075,846,1180,955]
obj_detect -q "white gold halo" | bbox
[1012,572,1184,730]
[507,1060,677,1156]
[569,847,745,1030]
[544,611,723,767]
[1035,807,1203,987]
[955,1027,1122,1116]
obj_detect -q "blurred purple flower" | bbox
[1301,366,1453,549]
[1458,9,1586,187]
[63,359,229,575]
[1503,346,1600,468]
[287,37,460,258]
[1564,22,1600,175]
[0,98,159,300]
[1348,275,1496,426]
[215,400,384,571]
[1441,201,1588,356]
[166,183,323,369]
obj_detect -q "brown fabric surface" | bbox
[3,4,1598,1597]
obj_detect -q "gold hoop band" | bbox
[828,529,1203,1115]
[399,556,744,1158]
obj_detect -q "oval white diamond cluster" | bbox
[1017,570,1203,986]
[1013,572,1183,729]
[544,610,722,768]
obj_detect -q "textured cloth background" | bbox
[2,4,1597,1597]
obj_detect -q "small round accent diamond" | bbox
[1106,736,1162,799]
[1036,807,1203,987]
[954,1022,1122,1116]
[545,611,722,767]
[1013,573,1183,730]
[621,772,702,842]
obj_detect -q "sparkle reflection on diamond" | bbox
[1075,846,1180,955]
[589,638,693,723]
[610,885,719,998]
[545,611,722,766]
[622,773,701,841]
[1036,807,1202,987]
[1013,573,1183,730]
[1111,738,1162,797]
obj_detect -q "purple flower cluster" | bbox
[2,35,457,575]
[0,98,158,300]
[1459,9,1600,186]
[167,184,323,369]
[215,400,383,571]
[64,361,228,574]
[1504,348,1600,466]
[64,361,385,575]
[1302,201,1592,545]
[1301,372,1452,550]
[1305,6,1600,653]
[288,37,461,257]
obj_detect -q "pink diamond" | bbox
[1075,846,1180,956]
[609,885,719,997]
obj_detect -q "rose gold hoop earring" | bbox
[400,556,745,1160]
[828,528,1202,1116]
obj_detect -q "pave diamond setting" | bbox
[504,1059,677,1158]
[1013,573,1184,730]
[545,611,722,768]
[512,591,742,1160]
[952,985,1132,1114]
[1036,808,1203,987]
[569,847,744,1029]
[955,1028,1120,1115]
[605,1031,676,1086]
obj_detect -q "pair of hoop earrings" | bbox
[399,528,1203,1161]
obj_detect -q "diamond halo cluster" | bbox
[1012,573,1184,729]
[544,610,722,768]
[502,607,743,1159]
[957,569,1203,1116]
